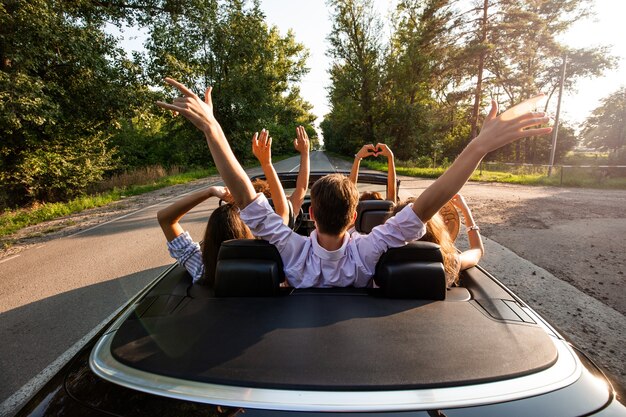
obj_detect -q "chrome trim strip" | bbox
[91,324,582,412]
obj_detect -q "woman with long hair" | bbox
[391,194,484,287]
[157,186,253,286]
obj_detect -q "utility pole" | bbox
[548,54,567,176]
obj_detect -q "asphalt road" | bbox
[1,151,623,414]
[0,151,336,413]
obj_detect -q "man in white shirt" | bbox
[157,78,552,288]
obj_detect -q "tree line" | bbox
[321,0,622,166]
[0,0,317,209]
[1,0,624,210]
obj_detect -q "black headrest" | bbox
[355,199,395,233]
[214,239,285,297]
[374,241,446,300]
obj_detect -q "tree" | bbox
[481,0,615,163]
[323,0,383,154]
[582,87,626,160]
[142,0,315,164]
[0,0,147,207]
[378,0,464,161]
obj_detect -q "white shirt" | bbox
[240,194,426,288]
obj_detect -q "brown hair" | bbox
[390,199,459,285]
[252,178,271,197]
[310,174,359,235]
[201,203,253,287]
[360,191,383,201]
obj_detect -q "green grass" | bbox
[360,159,626,189]
[0,167,218,240]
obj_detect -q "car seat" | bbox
[214,239,285,297]
[355,199,395,233]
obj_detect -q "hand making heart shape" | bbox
[356,143,392,159]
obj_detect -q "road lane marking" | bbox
[67,180,224,238]
[289,164,300,173]
[0,303,126,417]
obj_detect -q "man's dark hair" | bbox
[310,174,359,235]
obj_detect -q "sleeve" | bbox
[353,203,426,275]
[166,231,205,284]
[239,194,308,272]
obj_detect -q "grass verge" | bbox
[0,167,218,241]
[361,160,626,189]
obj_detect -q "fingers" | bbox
[204,86,213,105]
[164,77,196,98]
[259,129,270,146]
[156,101,181,112]
[486,99,498,121]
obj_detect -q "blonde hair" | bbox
[391,199,459,285]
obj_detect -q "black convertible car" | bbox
[15,172,625,417]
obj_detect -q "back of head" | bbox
[252,178,271,198]
[360,190,383,201]
[202,203,253,287]
[310,173,359,235]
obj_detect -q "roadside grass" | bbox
[0,167,218,241]
[360,159,626,189]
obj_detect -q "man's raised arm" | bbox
[156,78,256,208]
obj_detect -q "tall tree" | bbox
[480,0,616,163]
[582,87,626,160]
[0,0,146,207]
[379,0,463,160]
[142,0,315,162]
[323,0,383,154]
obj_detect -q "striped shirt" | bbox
[167,231,204,284]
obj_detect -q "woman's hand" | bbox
[356,144,376,159]
[450,194,468,211]
[209,186,233,203]
[252,129,272,166]
[294,125,310,154]
[376,143,394,159]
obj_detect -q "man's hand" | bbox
[252,129,272,166]
[471,96,552,155]
[156,78,217,133]
[294,125,310,154]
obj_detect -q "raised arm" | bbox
[289,125,310,214]
[157,186,230,241]
[252,129,289,225]
[349,144,376,184]
[156,78,255,208]
[412,97,552,222]
[376,143,396,203]
[451,194,484,270]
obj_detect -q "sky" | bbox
[112,0,626,130]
